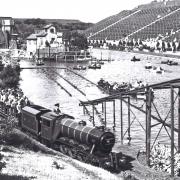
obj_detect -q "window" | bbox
[50,38,55,44]
[43,119,51,127]
[50,28,54,33]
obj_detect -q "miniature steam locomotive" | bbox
[19,104,126,171]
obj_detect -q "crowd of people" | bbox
[97,78,146,94]
[0,87,30,117]
[89,37,180,54]
[150,143,180,176]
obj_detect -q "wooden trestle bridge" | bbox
[80,78,180,177]
[21,66,180,177]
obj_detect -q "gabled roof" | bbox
[26,33,37,40]
[43,24,54,29]
[36,31,47,37]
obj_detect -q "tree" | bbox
[69,32,88,50]
[24,18,46,26]
[0,65,21,88]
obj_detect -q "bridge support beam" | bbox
[120,97,123,144]
[171,87,175,177]
[92,105,95,126]
[178,88,180,153]
[127,96,131,143]
[113,100,116,129]
[146,88,152,166]
[102,102,104,113]
[104,101,107,128]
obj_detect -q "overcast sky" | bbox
[2,0,154,23]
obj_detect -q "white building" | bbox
[0,17,14,33]
[26,24,64,55]
[26,34,37,55]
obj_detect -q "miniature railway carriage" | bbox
[20,105,125,171]
[21,105,51,136]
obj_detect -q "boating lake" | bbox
[19,49,180,148]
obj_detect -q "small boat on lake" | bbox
[155,67,164,74]
[145,62,152,69]
[131,56,140,62]
[36,59,44,66]
[73,65,86,70]
[161,60,178,65]
[88,62,101,69]
[97,60,104,65]
[167,60,178,66]
[161,60,169,64]
[76,55,92,62]
[92,57,105,65]
[151,67,164,74]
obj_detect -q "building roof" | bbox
[36,31,47,37]
[43,24,54,29]
[26,34,37,40]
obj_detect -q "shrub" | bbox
[0,65,21,88]
[0,117,17,144]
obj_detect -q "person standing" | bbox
[53,103,61,114]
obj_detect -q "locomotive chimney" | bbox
[78,120,86,126]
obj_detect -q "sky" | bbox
[2,0,154,23]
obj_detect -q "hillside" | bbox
[15,18,81,25]
[14,18,93,39]
[0,129,123,180]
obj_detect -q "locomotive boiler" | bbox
[20,104,125,171]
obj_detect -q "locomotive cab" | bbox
[41,113,55,141]
[40,111,74,142]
